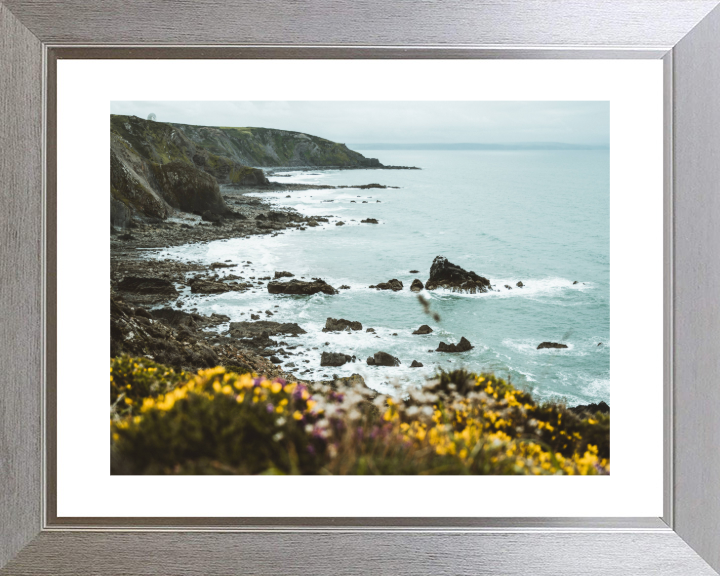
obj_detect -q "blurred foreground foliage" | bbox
[111,356,609,475]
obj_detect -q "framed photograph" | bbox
[2,1,720,574]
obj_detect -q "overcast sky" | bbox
[110,101,609,146]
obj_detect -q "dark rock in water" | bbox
[412,325,433,335]
[323,317,363,332]
[537,342,568,350]
[361,218,379,224]
[336,221,345,226]
[436,337,473,353]
[117,276,178,296]
[410,279,424,292]
[597,342,603,347]
[371,279,403,291]
[366,328,375,333]
[425,256,491,293]
[270,356,282,364]
[339,285,351,290]
[321,351,353,367]
[366,351,401,366]
[569,401,610,416]
[410,360,424,368]
[573,280,579,285]
[285,362,296,367]
[409,270,419,274]
[267,278,338,295]
[516,281,524,287]
[228,321,307,339]
[504,284,512,290]
[307,220,319,227]
[274,271,294,279]
[250,314,260,320]
[189,278,250,294]
[210,262,234,270]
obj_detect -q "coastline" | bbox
[111,177,610,414]
[111,181,387,388]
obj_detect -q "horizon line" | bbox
[349,142,609,150]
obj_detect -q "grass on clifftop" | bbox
[110,355,610,475]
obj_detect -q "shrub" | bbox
[110,355,188,420]
[110,359,609,475]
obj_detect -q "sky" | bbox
[110,101,609,146]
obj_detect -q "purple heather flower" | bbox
[307,445,315,455]
[266,403,274,413]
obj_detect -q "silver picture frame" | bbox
[2,1,720,573]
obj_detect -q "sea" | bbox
[153,149,609,406]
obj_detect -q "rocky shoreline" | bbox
[111,186,606,407]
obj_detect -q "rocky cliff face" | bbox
[168,123,382,168]
[110,115,267,225]
[110,115,382,225]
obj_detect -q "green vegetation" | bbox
[110,356,610,475]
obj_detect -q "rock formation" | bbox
[436,337,473,353]
[267,278,338,295]
[424,256,491,293]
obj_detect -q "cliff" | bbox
[110,115,383,226]
[168,123,382,168]
[110,115,268,226]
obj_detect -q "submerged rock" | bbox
[366,351,401,366]
[267,278,338,295]
[436,337,473,353]
[412,325,433,335]
[410,279,424,292]
[537,342,568,350]
[322,317,363,332]
[424,256,491,293]
[370,279,403,291]
[321,351,354,367]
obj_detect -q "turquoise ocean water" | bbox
[155,149,609,405]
